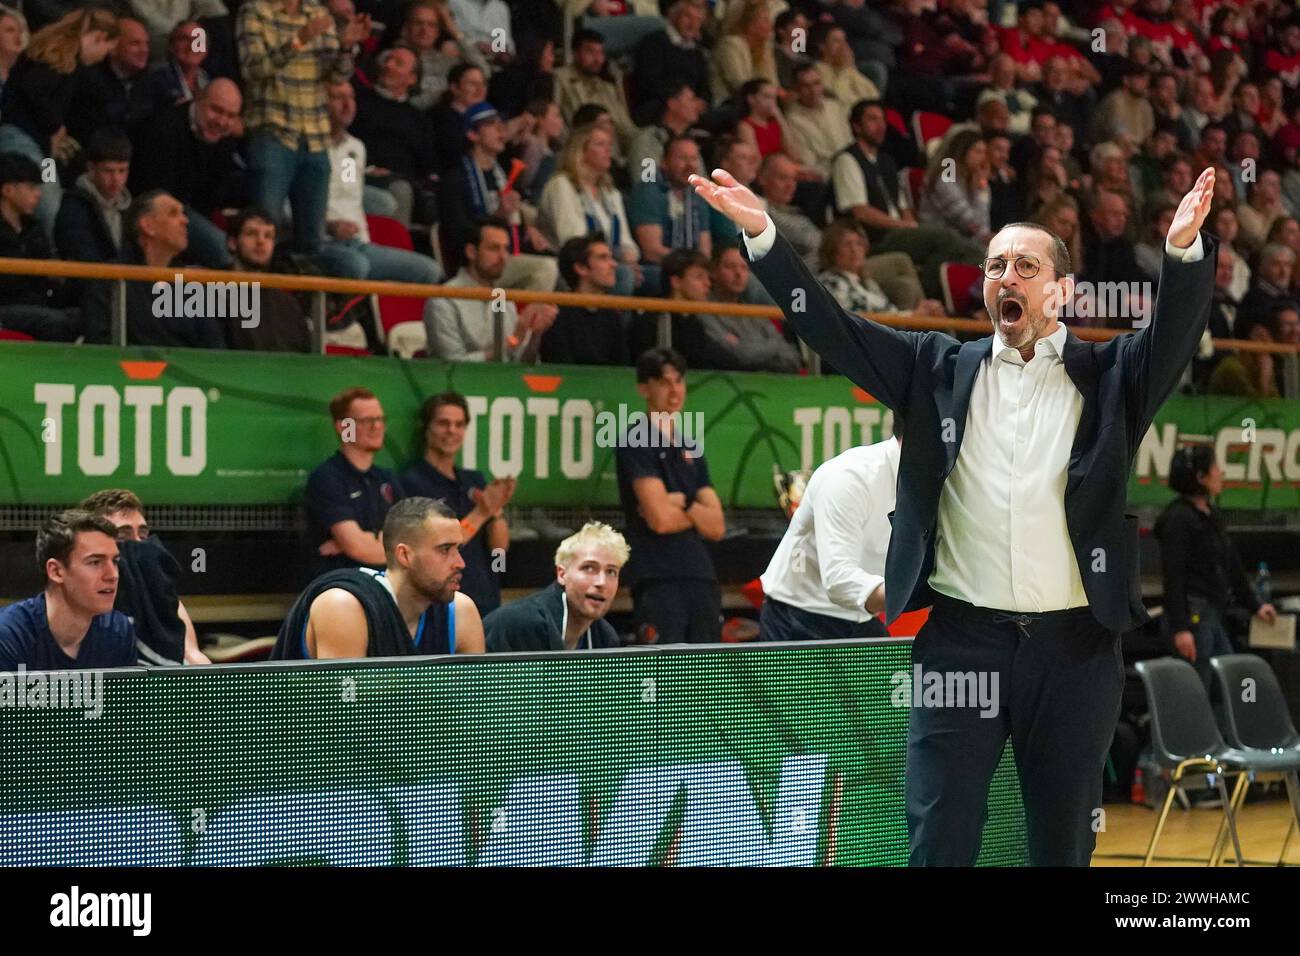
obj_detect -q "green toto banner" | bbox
[0,643,1027,866]
[4,342,1298,508]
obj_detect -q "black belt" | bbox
[929,591,1095,629]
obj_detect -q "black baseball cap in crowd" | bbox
[0,152,43,187]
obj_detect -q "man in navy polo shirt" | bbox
[400,391,513,616]
[0,510,136,670]
[615,348,726,643]
[305,386,406,574]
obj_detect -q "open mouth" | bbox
[998,298,1024,325]
[585,593,606,607]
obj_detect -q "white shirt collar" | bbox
[990,322,1068,365]
[665,22,695,49]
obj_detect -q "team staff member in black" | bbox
[400,391,514,616]
[691,164,1218,866]
[305,386,405,574]
[484,521,629,652]
[615,348,726,643]
[0,510,136,670]
[1155,445,1278,691]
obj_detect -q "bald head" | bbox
[114,18,150,74]
[205,78,242,111]
[758,152,798,206]
[195,79,242,143]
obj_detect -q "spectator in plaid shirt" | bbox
[237,0,369,255]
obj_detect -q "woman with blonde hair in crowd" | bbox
[709,1,777,105]
[0,5,28,104]
[537,121,640,295]
[0,7,117,231]
[919,129,992,245]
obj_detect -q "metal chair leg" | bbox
[1214,773,1244,867]
[1143,775,1182,867]
[1209,773,1250,867]
[1280,772,1300,866]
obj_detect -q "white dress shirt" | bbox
[761,438,899,622]
[928,323,1090,611]
[449,0,513,53]
[326,132,371,243]
[744,214,1203,613]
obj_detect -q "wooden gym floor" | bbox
[1093,796,1299,866]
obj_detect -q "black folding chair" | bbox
[1135,658,1245,866]
[1209,654,1300,867]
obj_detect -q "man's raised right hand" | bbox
[689,169,767,238]
[298,14,333,45]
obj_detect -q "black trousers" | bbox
[758,597,889,641]
[633,578,721,644]
[905,594,1125,866]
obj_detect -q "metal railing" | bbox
[0,256,1295,367]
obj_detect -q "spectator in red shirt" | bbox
[893,0,984,115]
[1257,76,1286,138]
[1097,0,1147,36]
[1205,7,1247,58]
[1133,0,1174,48]
[1265,20,1300,89]
[998,0,1055,83]
[1040,1,1101,87]
[1166,0,1210,73]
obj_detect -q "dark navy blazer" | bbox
[746,229,1218,633]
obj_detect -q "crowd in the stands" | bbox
[0,0,1296,396]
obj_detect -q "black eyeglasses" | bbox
[979,255,1044,280]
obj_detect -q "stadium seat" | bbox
[366,214,415,253]
[884,107,907,137]
[366,214,430,358]
[324,344,371,356]
[1134,657,1250,866]
[1208,655,1300,867]
[912,111,953,157]
[939,262,983,317]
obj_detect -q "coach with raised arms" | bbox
[690,163,1218,866]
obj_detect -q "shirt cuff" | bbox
[741,213,777,261]
[1164,231,1204,262]
[854,575,885,615]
